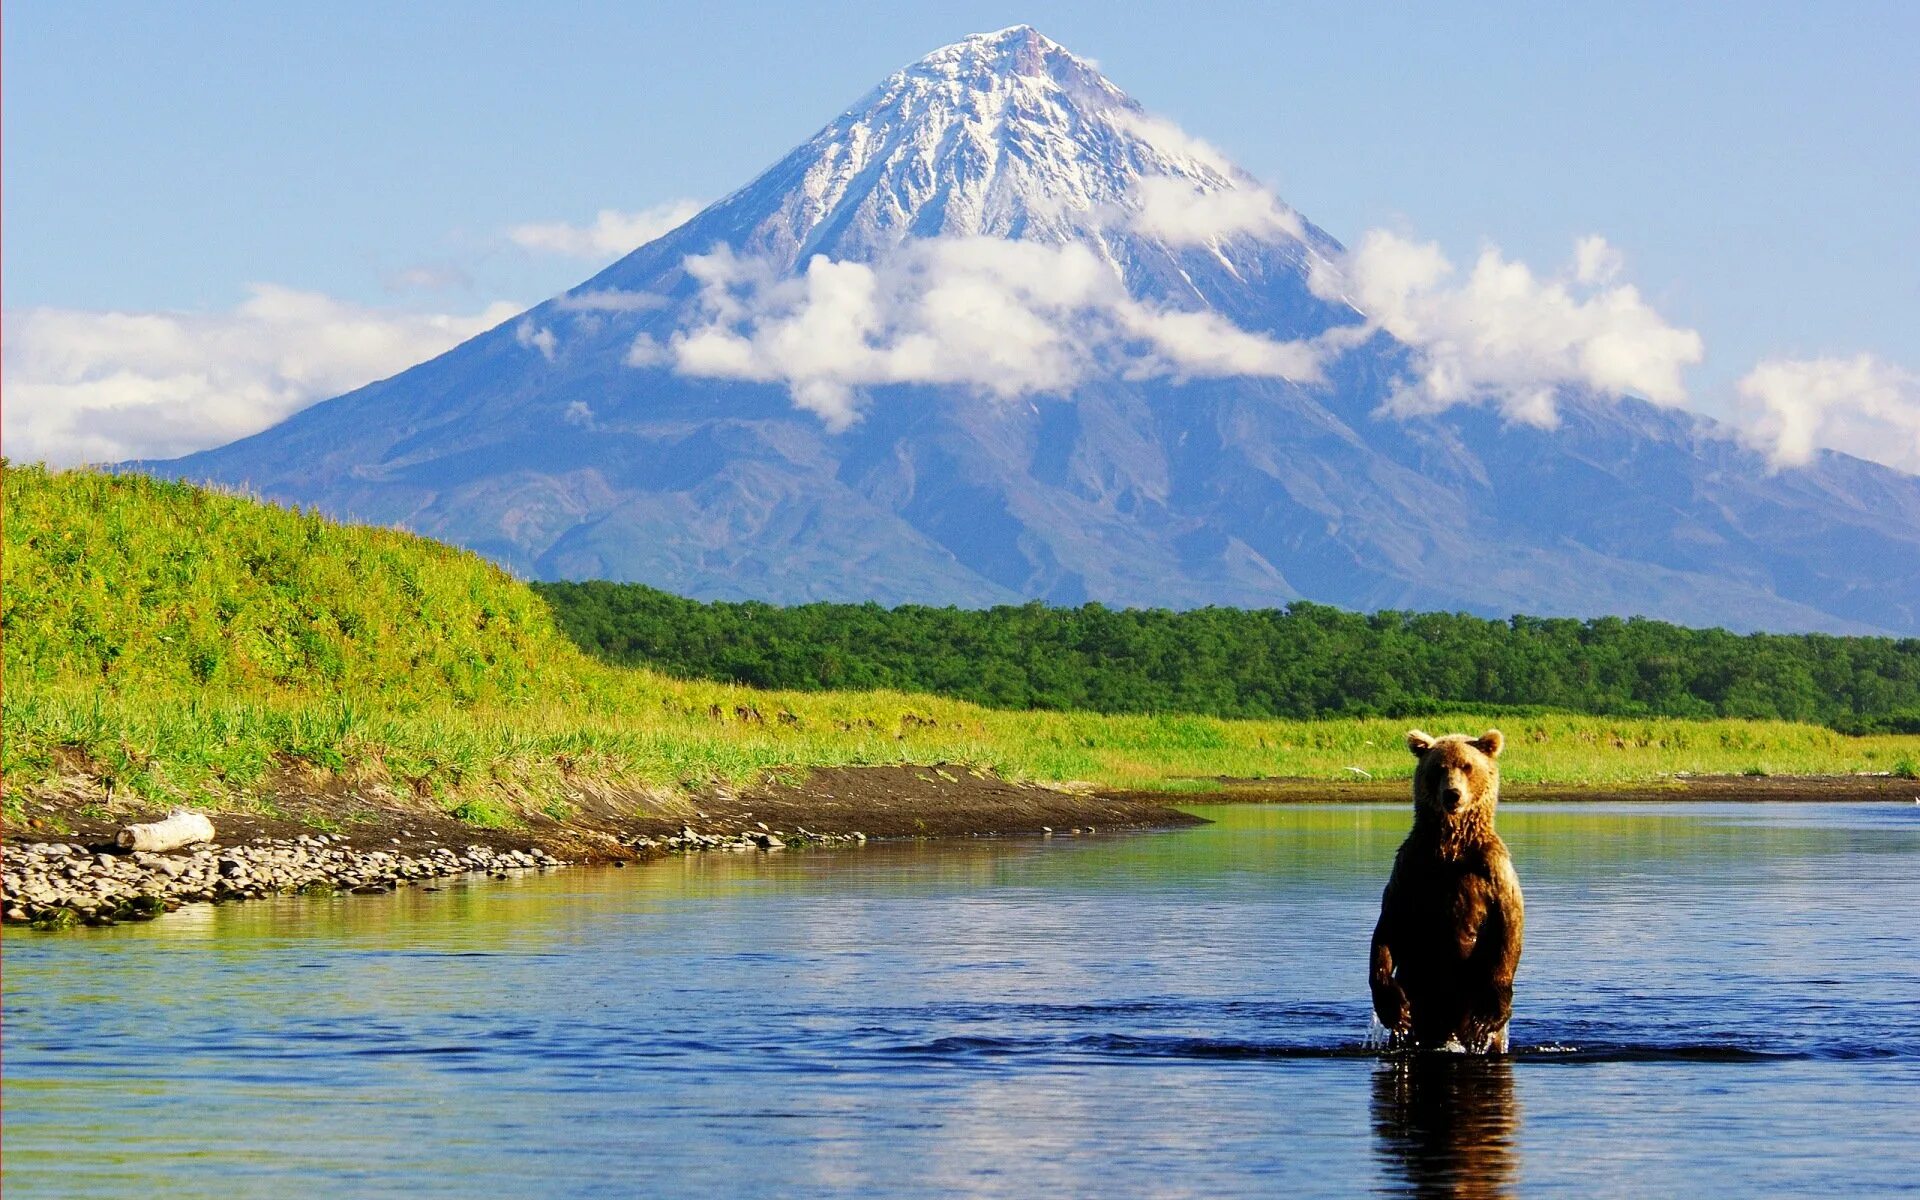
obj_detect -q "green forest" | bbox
[535,583,1920,733]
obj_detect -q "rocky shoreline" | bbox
[3,764,1204,931]
[2,823,872,931]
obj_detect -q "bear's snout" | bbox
[1442,785,1465,810]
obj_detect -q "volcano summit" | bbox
[144,26,1920,633]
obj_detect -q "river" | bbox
[4,801,1917,1197]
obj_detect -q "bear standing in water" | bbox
[1370,729,1525,1053]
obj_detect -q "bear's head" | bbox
[1406,729,1505,832]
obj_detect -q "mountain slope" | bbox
[139,26,1920,634]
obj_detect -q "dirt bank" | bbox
[2,764,1206,927]
[3,763,1205,862]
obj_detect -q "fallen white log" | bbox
[116,811,216,853]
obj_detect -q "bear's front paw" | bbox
[1371,981,1410,1033]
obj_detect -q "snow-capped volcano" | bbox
[139,27,1920,634]
[720,26,1307,265]
[570,24,1343,339]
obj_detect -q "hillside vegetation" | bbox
[3,464,1913,830]
[538,582,1920,732]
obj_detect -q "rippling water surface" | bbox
[5,802,1918,1197]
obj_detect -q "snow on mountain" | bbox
[731,26,1296,263]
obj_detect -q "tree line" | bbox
[534,582,1920,732]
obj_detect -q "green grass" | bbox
[4,463,1913,827]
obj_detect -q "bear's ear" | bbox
[1472,729,1505,759]
[1406,730,1436,757]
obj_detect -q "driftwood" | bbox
[116,811,216,853]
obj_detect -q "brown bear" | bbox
[1369,729,1525,1053]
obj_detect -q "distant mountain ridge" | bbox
[140,26,1920,635]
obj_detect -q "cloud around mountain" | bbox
[1308,231,1705,429]
[641,219,1714,436]
[507,202,707,260]
[1737,354,1920,472]
[3,22,1912,479]
[12,220,1914,474]
[1125,176,1305,246]
[663,238,1324,429]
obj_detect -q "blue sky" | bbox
[4,1,1916,464]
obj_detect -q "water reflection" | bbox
[1371,1056,1519,1199]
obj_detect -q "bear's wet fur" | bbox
[1370,729,1525,1053]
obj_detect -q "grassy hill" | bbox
[4,465,568,703]
[3,463,1913,831]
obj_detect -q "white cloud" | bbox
[1311,231,1703,427]
[1107,111,1239,178]
[515,319,558,361]
[1,286,520,465]
[623,333,668,367]
[562,400,597,429]
[1128,176,1304,246]
[1117,307,1323,380]
[1735,354,1920,473]
[1573,234,1624,286]
[1106,113,1306,247]
[666,239,1323,429]
[507,201,705,260]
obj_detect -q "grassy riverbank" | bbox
[5,465,1914,836]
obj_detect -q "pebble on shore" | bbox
[2,823,869,930]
